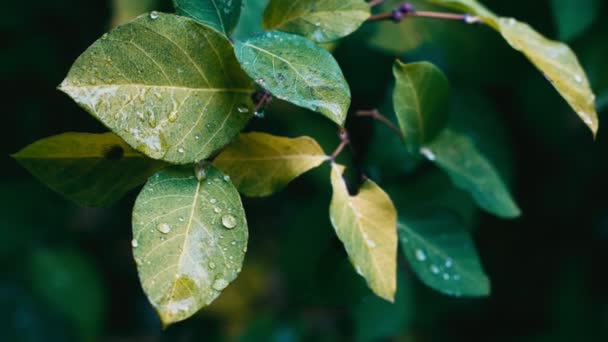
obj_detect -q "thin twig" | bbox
[368,0,386,8]
[254,91,272,113]
[356,110,404,141]
[366,2,480,24]
[330,128,350,161]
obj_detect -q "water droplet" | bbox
[443,273,451,280]
[420,147,436,161]
[355,265,364,276]
[237,105,249,113]
[243,246,247,252]
[195,162,209,181]
[254,110,265,118]
[214,207,222,213]
[179,217,185,222]
[445,259,453,268]
[365,238,376,248]
[464,15,478,24]
[195,135,200,140]
[453,275,461,281]
[415,249,426,261]
[231,240,237,245]
[157,223,171,234]
[221,214,237,229]
[150,11,159,20]
[256,78,265,84]
[168,112,178,122]
[508,18,516,26]
[131,239,139,248]
[209,262,216,269]
[213,278,229,291]
[430,265,440,274]
[223,175,231,182]
[219,235,224,239]
[178,148,185,153]
[575,74,583,83]
[210,198,217,204]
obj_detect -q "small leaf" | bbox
[551,0,599,41]
[12,132,165,207]
[234,31,351,126]
[426,0,598,136]
[393,60,450,153]
[329,163,397,301]
[398,210,490,297]
[132,166,248,326]
[59,13,254,164]
[214,132,327,197]
[421,129,520,218]
[263,0,370,43]
[174,0,242,35]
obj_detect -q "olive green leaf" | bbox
[421,129,520,218]
[263,0,370,43]
[234,31,351,126]
[59,13,254,164]
[132,165,248,326]
[12,132,165,207]
[393,60,450,153]
[214,132,327,197]
[174,0,242,35]
[426,0,598,136]
[329,163,397,301]
[111,0,159,27]
[398,210,490,297]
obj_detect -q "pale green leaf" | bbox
[398,210,490,297]
[59,13,254,164]
[214,132,327,197]
[551,0,599,41]
[174,0,242,35]
[263,0,370,43]
[393,60,449,153]
[421,129,520,218]
[234,31,351,126]
[426,0,599,135]
[329,163,397,301]
[12,132,165,207]
[132,165,248,326]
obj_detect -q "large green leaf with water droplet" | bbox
[59,13,254,164]
[262,0,370,43]
[132,165,248,326]
[174,0,242,35]
[426,0,598,136]
[214,132,327,197]
[421,129,520,218]
[398,210,490,297]
[12,132,165,207]
[234,31,351,126]
[393,60,449,154]
[329,163,397,301]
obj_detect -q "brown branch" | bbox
[356,110,404,141]
[366,2,480,24]
[368,0,386,8]
[330,128,350,161]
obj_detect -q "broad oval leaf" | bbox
[398,210,490,297]
[214,132,327,197]
[263,0,370,43]
[132,165,248,326]
[421,129,520,218]
[12,132,165,207]
[393,60,450,153]
[329,163,397,301]
[59,13,254,164]
[234,31,351,126]
[174,0,243,35]
[426,0,599,135]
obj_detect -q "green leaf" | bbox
[28,248,105,342]
[174,0,242,35]
[132,165,248,326]
[214,132,327,197]
[234,31,351,126]
[426,0,599,136]
[233,0,270,39]
[329,163,397,301]
[421,129,520,218]
[59,13,254,164]
[398,210,490,297]
[12,132,165,207]
[551,0,598,41]
[393,60,450,153]
[262,0,370,43]
[111,0,159,27]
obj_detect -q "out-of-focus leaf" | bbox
[12,132,165,207]
[398,210,490,297]
[421,129,520,218]
[329,163,397,301]
[234,31,351,126]
[174,0,242,35]
[263,0,370,43]
[111,0,159,28]
[132,166,248,326]
[28,249,105,342]
[353,269,412,341]
[233,0,270,39]
[59,13,254,164]
[393,60,449,153]
[427,0,599,136]
[214,132,327,197]
[551,0,599,42]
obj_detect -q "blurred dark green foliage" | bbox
[2,0,608,340]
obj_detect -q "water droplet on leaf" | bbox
[221,214,237,229]
[157,223,171,234]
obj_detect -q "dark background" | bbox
[2,0,608,341]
